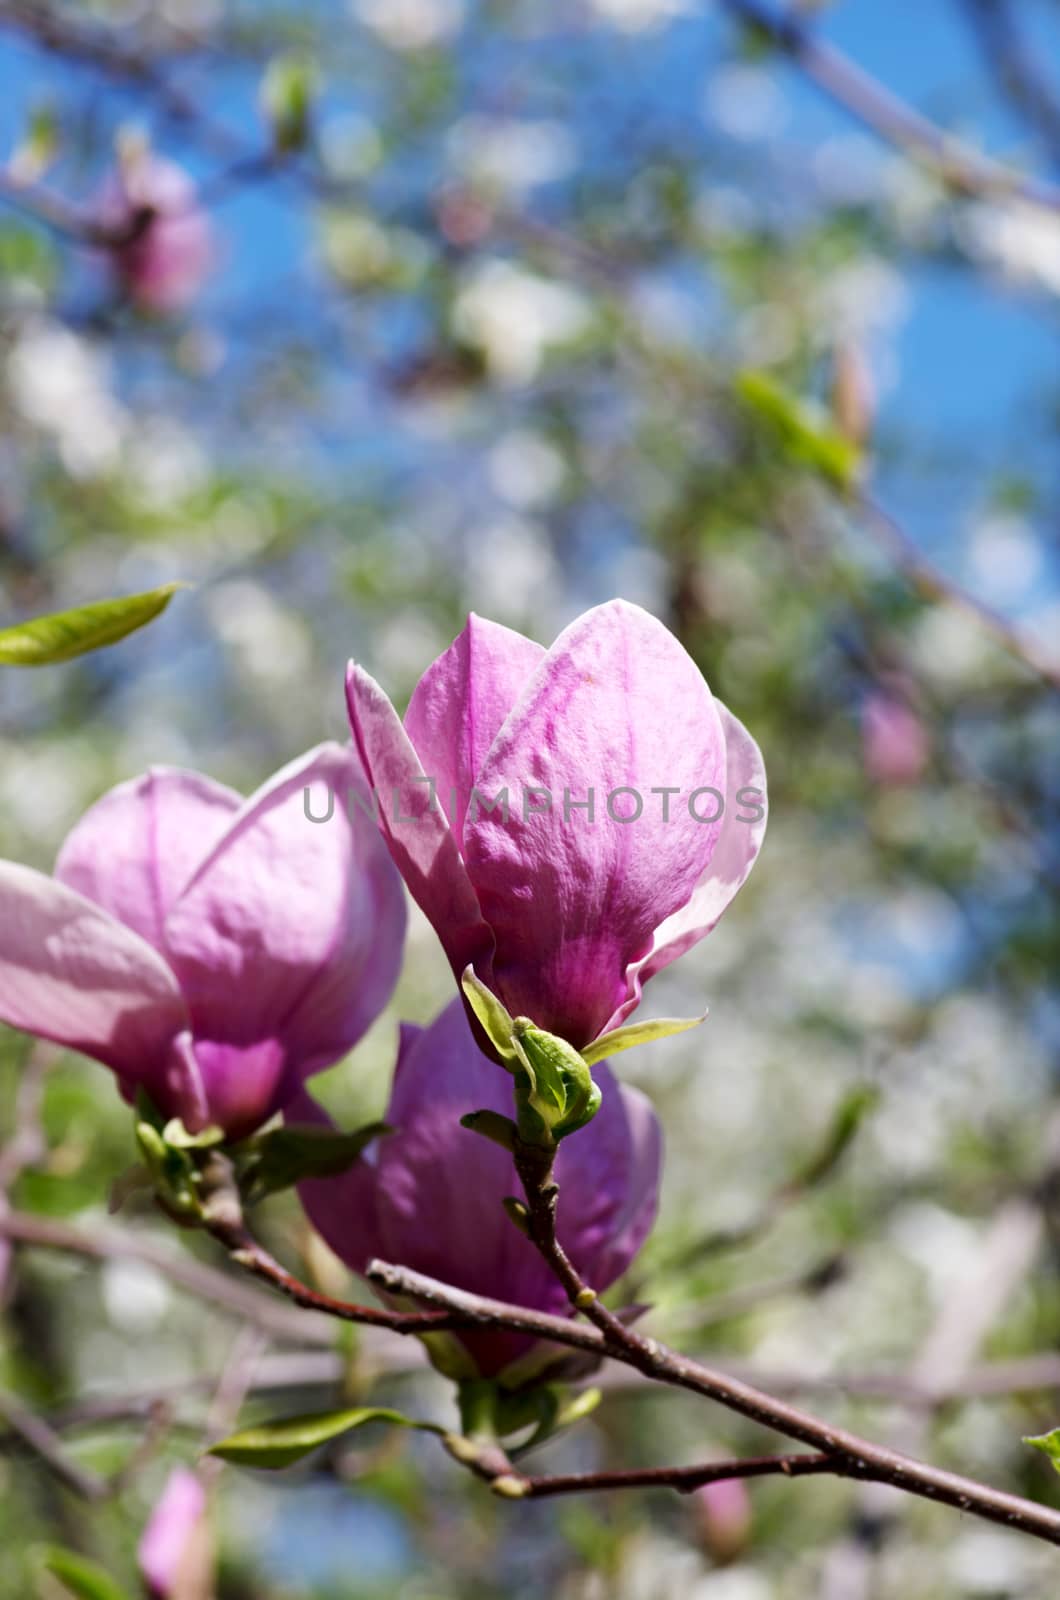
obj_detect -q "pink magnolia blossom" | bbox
[0,746,405,1139]
[862,691,930,786]
[138,1468,209,1598]
[102,152,214,313]
[296,998,661,1378]
[347,599,767,1050]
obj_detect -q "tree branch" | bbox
[716,0,1060,213]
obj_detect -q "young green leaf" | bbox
[209,1406,443,1469]
[1025,1428,1060,1476]
[582,1011,706,1067]
[460,1108,519,1152]
[239,1120,390,1200]
[787,1084,880,1192]
[0,583,186,666]
[737,370,861,491]
[35,1547,133,1600]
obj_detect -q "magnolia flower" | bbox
[347,599,767,1052]
[862,691,929,786]
[102,151,214,313]
[0,746,405,1139]
[296,998,661,1378]
[138,1469,210,1598]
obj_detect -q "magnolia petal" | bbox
[54,767,241,953]
[607,700,767,1036]
[296,1000,662,1380]
[464,599,727,1046]
[403,613,545,844]
[586,1080,663,1290]
[164,744,405,1106]
[0,861,188,1083]
[138,1468,208,1599]
[346,662,495,984]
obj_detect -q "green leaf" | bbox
[209,1406,442,1469]
[461,966,519,1064]
[460,1108,519,1152]
[555,1385,603,1430]
[787,1084,880,1191]
[240,1120,389,1200]
[35,1547,132,1600]
[582,1011,707,1066]
[1025,1429,1060,1475]
[737,370,861,490]
[0,583,186,666]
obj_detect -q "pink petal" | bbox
[138,1467,208,1597]
[54,768,241,954]
[163,745,406,1108]
[346,663,495,985]
[0,862,189,1087]
[607,699,767,1032]
[298,1001,662,1379]
[463,599,728,1045]
[403,613,545,843]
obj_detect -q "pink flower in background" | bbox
[138,1468,210,1598]
[347,599,767,1052]
[296,998,661,1378]
[862,690,930,786]
[102,151,214,313]
[0,745,405,1139]
[692,1477,753,1564]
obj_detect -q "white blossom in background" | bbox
[205,579,312,686]
[584,0,692,32]
[966,513,1043,608]
[811,254,909,341]
[124,417,209,509]
[488,429,566,508]
[101,1258,171,1333]
[7,320,127,478]
[704,65,788,142]
[465,515,560,623]
[957,201,1060,297]
[447,118,576,198]
[453,260,592,383]
[354,0,464,50]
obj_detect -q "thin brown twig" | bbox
[716,0,1060,213]
[502,1140,1060,1545]
[0,1388,109,1501]
[515,1451,834,1499]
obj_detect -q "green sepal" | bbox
[511,1020,601,1141]
[162,1118,225,1150]
[461,966,520,1065]
[209,1406,443,1469]
[237,1120,390,1203]
[1025,1428,1060,1476]
[581,1011,707,1067]
[134,1119,202,1223]
[0,583,186,666]
[460,1108,519,1152]
[461,968,602,1145]
[34,1546,133,1600]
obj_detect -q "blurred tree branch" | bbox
[718,0,1060,210]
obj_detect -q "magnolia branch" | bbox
[717,0,1060,213]
[3,1201,1060,1540]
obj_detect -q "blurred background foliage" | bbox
[1,1,1059,1596]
